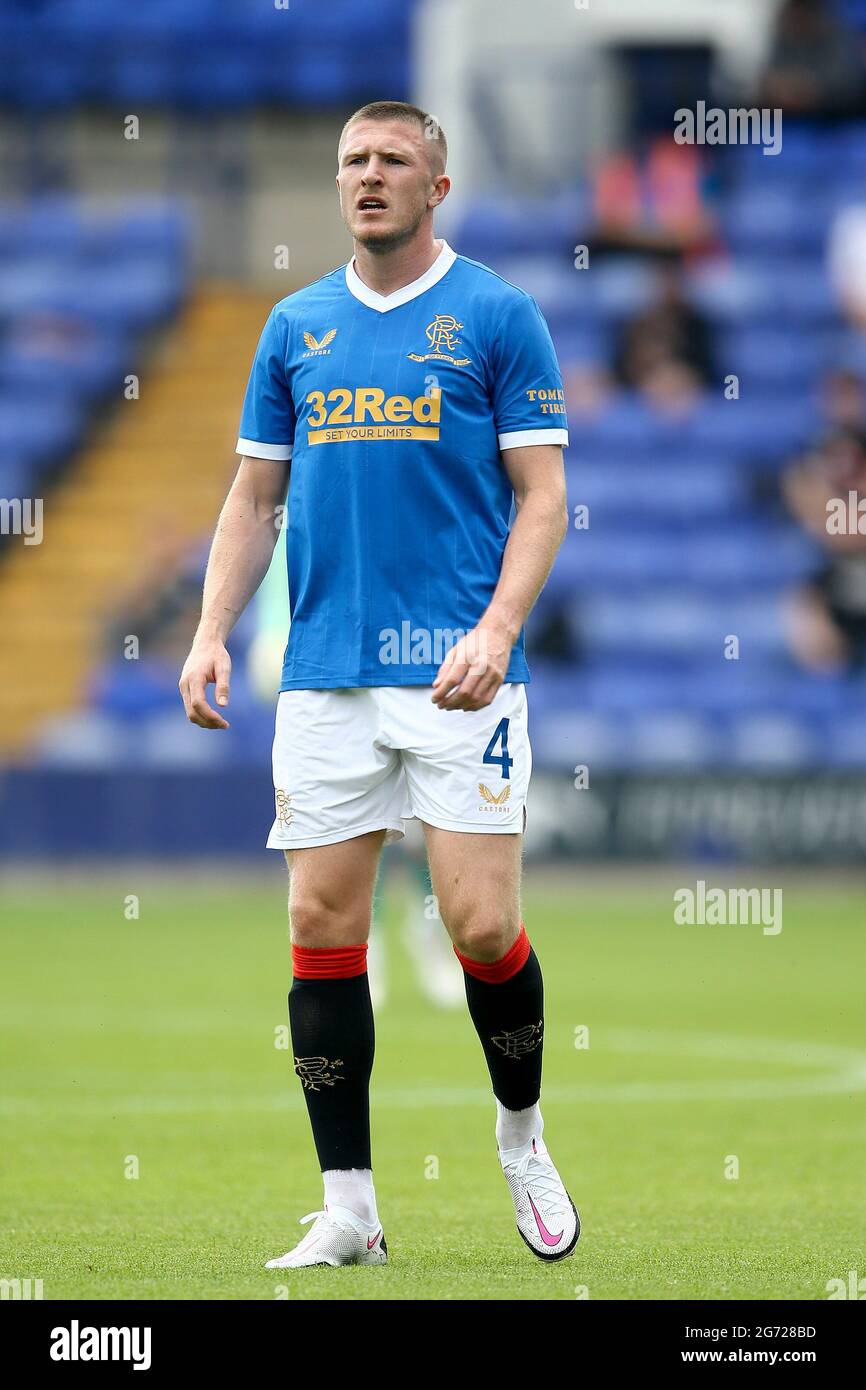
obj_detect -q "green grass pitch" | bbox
[1,866,863,1301]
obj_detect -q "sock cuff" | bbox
[454,922,531,984]
[292,942,368,980]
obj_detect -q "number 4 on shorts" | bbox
[483,717,513,780]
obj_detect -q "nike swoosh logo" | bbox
[528,1195,563,1247]
[367,1230,381,1250]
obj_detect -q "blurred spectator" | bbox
[756,0,863,118]
[613,260,713,411]
[782,425,866,671]
[525,606,575,664]
[592,138,715,257]
[561,361,614,419]
[819,365,866,431]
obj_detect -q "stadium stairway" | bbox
[0,286,275,758]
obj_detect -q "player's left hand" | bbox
[431,622,512,711]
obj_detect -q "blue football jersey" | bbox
[236,240,568,690]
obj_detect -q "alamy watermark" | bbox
[673,880,782,935]
[0,497,42,544]
[674,102,782,157]
[1,1276,43,1299]
[378,622,487,669]
[827,1269,866,1299]
[826,492,866,535]
[50,1321,151,1370]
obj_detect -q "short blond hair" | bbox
[339,100,447,175]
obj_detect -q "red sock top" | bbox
[292,942,368,980]
[454,922,531,984]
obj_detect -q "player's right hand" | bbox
[179,639,232,729]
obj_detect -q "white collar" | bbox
[345,239,456,313]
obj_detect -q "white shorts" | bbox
[266,683,531,850]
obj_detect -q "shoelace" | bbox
[298,1209,358,1233]
[509,1149,571,1222]
[299,1210,326,1227]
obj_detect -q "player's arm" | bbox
[431,442,567,711]
[179,456,289,729]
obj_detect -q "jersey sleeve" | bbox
[236,308,295,460]
[489,292,569,451]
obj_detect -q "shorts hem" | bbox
[413,810,525,835]
[266,820,408,851]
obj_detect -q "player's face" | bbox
[336,119,443,249]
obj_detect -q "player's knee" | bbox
[447,911,517,963]
[289,894,368,949]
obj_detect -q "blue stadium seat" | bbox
[0,0,417,110]
[0,194,191,557]
[566,461,746,523]
[833,3,866,37]
[0,457,30,501]
[682,665,849,718]
[0,394,84,469]
[0,330,130,404]
[457,192,590,260]
[727,711,824,769]
[528,706,631,770]
[0,199,86,257]
[687,398,819,461]
[97,44,185,108]
[836,119,866,173]
[682,524,823,587]
[732,124,827,182]
[566,395,683,455]
[548,527,687,591]
[715,326,839,391]
[140,713,233,769]
[768,260,838,325]
[31,260,185,330]
[580,660,696,712]
[553,321,613,366]
[825,712,866,766]
[722,187,832,257]
[31,711,132,768]
[572,590,790,662]
[629,710,723,768]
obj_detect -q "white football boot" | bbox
[500,1134,580,1261]
[265,1204,387,1269]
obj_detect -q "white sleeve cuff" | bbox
[236,437,293,461]
[498,428,569,450]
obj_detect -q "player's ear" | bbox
[429,175,451,209]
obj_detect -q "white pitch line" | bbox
[2,1029,864,1116]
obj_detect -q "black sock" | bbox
[457,927,544,1111]
[288,965,374,1171]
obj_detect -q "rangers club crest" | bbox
[491,1021,543,1059]
[294,1056,344,1090]
[407,314,471,366]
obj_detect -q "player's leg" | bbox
[394,680,578,1260]
[288,831,382,1181]
[264,688,407,1269]
[266,831,388,1269]
[422,825,541,1126]
[423,822,579,1260]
